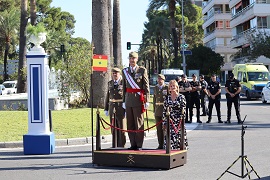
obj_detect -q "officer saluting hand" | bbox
[225,73,243,124]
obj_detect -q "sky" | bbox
[50,0,149,67]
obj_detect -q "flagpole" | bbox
[91,43,94,164]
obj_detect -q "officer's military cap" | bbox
[157,74,165,80]
[192,73,197,77]
[112,67,121,72]
[229,73,234,78]
[129,51,138,58]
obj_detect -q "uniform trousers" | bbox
[226,96,241,121]
[208,97,221,121]
[155,116,164,148]
[200,93,208,115]
[184,95,191,122]
[126,106,144,148]
[190,96,200,121]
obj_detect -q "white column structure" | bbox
[23,33,55,155]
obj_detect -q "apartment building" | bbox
[202,0,238,83]
[229,0,270,69]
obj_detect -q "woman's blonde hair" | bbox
[168,80,179,93]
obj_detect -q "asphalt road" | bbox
[1,96,270,180]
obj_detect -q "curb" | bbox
[0,130,158,149]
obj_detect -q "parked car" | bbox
[261,81,270,103]
[2,80,17,94]
[0,84,7,95]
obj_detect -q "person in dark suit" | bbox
[153,74,169,149]
[189,74,202,123]
[104,67,126,147]
[122,52,150,150]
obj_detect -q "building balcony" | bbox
[203,12,231,29]
[202,0,231,14]
[203,29,232,43]
[230,3,270,28]
[230,28,270,48]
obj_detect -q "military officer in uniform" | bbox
[104,67,126,147]
[153,74,168,149]
[199,74,209,116]
[189,74,202,123]
[178,74,192,123]
[206,74,223,123]
[225,73,242,124]
[122,52,150,150]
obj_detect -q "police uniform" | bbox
[199,75,209,116]
[178,75,191,123]
[122,52,150,150]
[104,68,126,147]
[189,75,202,123]
[207,75,222,123]
[153,74,168,149]
[225,73,242,124]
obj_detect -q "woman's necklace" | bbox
[171,93,178,101]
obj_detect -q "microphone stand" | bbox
[217,115,260,179]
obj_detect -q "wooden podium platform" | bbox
[93,148,187,169]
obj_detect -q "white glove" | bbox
[122,102,126,109]
[144,102,149,109]
[104,110,109,116]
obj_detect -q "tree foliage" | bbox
[248,30,270,60]
[186,44,224,76]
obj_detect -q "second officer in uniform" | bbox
[104,67,126,147]
[153,74,168,149]
[206,74,223,123]
[225,73,242,124]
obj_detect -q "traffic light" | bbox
[127,42,131,50]
[60,44,65,53]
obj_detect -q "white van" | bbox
[2,80,17,94]
[161,69,184,84]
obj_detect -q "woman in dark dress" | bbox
[162,80,188,150]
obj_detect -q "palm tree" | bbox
[17,0,28,93]
[0,8,20,81]
[30,0,36,25]
[113,0,122,67]
[148,0,180,62]
[92,0,110,108]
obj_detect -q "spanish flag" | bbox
[92,55,108,72]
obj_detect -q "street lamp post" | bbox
[181,0,186,75]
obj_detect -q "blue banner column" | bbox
[23,47,55,155]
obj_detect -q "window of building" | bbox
[216,21,224,29]
[257,17,267,28]
[226,21,230,29]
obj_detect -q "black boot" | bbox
[206,119,211,123]
[225,119,231,124]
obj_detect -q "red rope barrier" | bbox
[169,118,182,134]
[99,116,163,133]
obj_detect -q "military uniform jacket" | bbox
[153,84,169,117]
[104,77,124,114]
[122,66,150,107]
[207,81,221,99]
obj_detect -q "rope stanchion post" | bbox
[112,108,117,148]
[180,116,184,150]
[166,107,171,154]
[96,106,101,151]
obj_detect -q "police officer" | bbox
[153,74,169,149]
[189,74,202,123]
[104,67,126,147]
[225,73,242,124]
[199,74,209,116]
[179,74,192,123]
[206,74,223,123]
[122,52,150,150]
